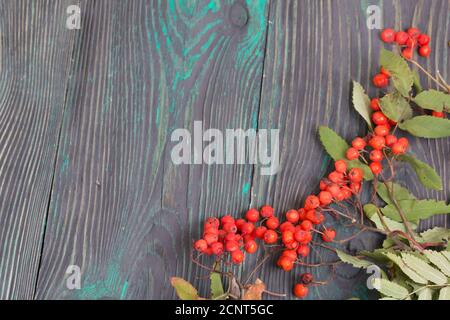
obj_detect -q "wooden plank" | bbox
[0,1,76,299]
[251,0,449,299]
[35,0,269,299]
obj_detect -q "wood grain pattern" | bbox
[35,0,270,299]
[250,0,449,299]
[0,0,76,299]
[0,0,448,300]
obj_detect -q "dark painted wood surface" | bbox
[0,0,448,299]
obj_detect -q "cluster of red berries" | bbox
[380,27,431,60]
[347,102,409,175]
[374,27,430,88]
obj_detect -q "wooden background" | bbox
[0,0,448,300]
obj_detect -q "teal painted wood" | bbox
[250,0,449,299]
[35,0,270,299]
[0,1,76,299]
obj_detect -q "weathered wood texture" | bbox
[0,0,76,299]
[35,0,270,299]
[0,0,448,300]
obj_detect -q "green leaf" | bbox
[399,115,450,138]
[335,249,373,268]
[352,81,373,129]
[379,92,413,122]
[438,287,450,300]
[423,250,450,277]
[414,89,450,112]
[417,287,434,300]
[377,182,415,205]
[376,278,410,299]
[383,252,428,284]
[364,203,417,231]
[401,253,447,285]
[210,264,225,299]
[171,277,200,300]
[419,227,450,243]
[379,48,414,97]
[398,154,443,190]
[441,251,450,262]
[412,69,422,93]
[381,199,450,223]
[318,126,373,180]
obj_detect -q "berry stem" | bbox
[409,59,449,92]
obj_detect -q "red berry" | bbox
[235,218,246,231]
[419,45,431,57]
[380,28,396,43]
[278,256,294,271]
[231,250,244,264]
[211,242,224,255]
[244,240,258,254]
[194,239,208,252]
[373,73,389,88]
[318,191,333,206]
[326,183,341,198]
[282,249,298,261]
[322,228,336,242]
[282,230,295,245]
[348,168,363,183]
[385,134,397,147]
[335,190,345,202]
[380,67,391,78]
[350,182,361,194]
[280,221,295,233]
[407,27,420,38]
[372,111,388,125]
[204,217,220,229]
[417,34,430,46]
[297,244,310,257]
[304,195,320,210]
[285,241,299,250]
[397,137,409,147]
[432,111,445,118]
[300,273,314,285]
[225,240,240,252]
[260,205,274,218]
[300,220,313,231]
[374,124,390,137]
[204,233,218,245]
[305,210,320,225]
[370,98,381,111]
[369,161,383,175]
[222,222,237,234]
[266,216,280,230]
[391,142,407,155]
[328,171,344,183]
[402,48,413,60]
[293,284,309,298]
[369,149,383,162]
[297,208,306,221]
[368,135,385,150]
[319,179,328,191]
[286,209,300,224]
[241,222,255,234]
[352,137,367,150]
[346,147,360,160]
[221,215,235,225]
[334,160,347,173]
[255,226,267,239]
[264,230,278,244]
[245,208,259,222]
[395,31,409,45]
